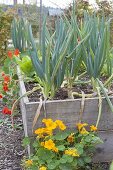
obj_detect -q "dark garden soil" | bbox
[89,163,110,170]
[0,102,25,170]
[25,78,113,102]
[25,81,94,102]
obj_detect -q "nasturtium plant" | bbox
[0,49,20,116]
[22,119,102,170]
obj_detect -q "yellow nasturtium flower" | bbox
[65,149,79,157]
[39,166,47,170]
[76,123,88,131]
[42,119,57,130]
[41,142,45,146]
[34,128,45,136]
[44,128,53,135]
[25,159,33,167]
[35,127,53,137]
[55,120,66,130]
[67,133,74,143]
[90,125,97,132]
[41,139,58,152]
[44,139,55,150]
[80,127,89,135]
[52,146,58,153]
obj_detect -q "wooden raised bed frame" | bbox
[18,67,113,162]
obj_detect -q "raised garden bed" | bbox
[18,67,113,163]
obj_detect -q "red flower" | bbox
[3,81,8,86]
[0,94,3,98]
[1,72,5,77]
[3,84,9,92]
[3,75,10,83]
[7,51,13,59]
[2,107,11,115]
[14,49,20,56]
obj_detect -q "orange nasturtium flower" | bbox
[25,159,33,167]
[90,125,97,132]
[14,49,20,56]
[7,51,13,59]
[3,75,10,83]
[3,84,9,92]
[2,107,11,115]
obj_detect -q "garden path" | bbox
[0,102,24,170]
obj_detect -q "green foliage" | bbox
[102,52,113,77]
[22,119,102,170]
[16,55,34,77]
[82,14,110,79]
[110,161,113,170]
[0,50,19,111]
[0,11,13,63]
[22,137,30,147]
[25,11,91,99]
[64,10,91,98]
[11,18,30,52]
[52,131,70,140]
[80,14,113,114]
[27,17,78,99]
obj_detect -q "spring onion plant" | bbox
[64,11,91,98]
[11,18,30,52]
[82,15,109,86]
[81,14,113,126]
[27,18,77,99]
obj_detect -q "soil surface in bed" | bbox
[25,77,113,102]
[25,81,94,102]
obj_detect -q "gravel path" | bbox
[0,102,24,170]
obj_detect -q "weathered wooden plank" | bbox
[19,93,32,156]
[93,130,113,162]
[20,97,28,137]
[17,66,29,104]
[24,96,113,136]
